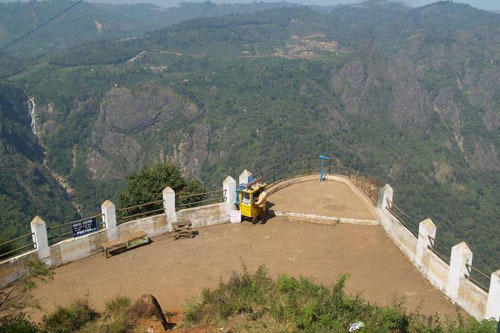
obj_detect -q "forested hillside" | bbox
[0,0,297,77]
[2,1,499,272]
[0,83,78,237]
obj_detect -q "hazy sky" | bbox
[292,0,500,10]
[135,0,500,11]
[403,0,499,10]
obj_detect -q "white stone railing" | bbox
[0,175,239,289]
[377,184,500,321]
[1,170,498,323]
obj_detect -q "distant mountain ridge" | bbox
[0,0,300,56]
[0,0,301,77]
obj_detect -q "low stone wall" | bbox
[49,229,108,267]
[1,171,498,323]
[459,277,489,320]
[177,203,227,228]
[421,248,449,294]
[0,250,38,288]
[0,191,231,288]
[376,185,499,321]
[377,208,417,261]
[117,214,170,238]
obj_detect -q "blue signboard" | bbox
[72,217,98,237]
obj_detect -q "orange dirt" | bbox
[29,218,460,322]
[27,180,462,324]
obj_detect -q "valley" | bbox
[0,0,498,274]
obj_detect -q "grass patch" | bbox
[40,296,135,333]
[43,300,98,333]
[104,296,132,314]
[0,314,39,333]
[183,265,498,332]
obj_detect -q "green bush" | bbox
[183,265,499,332]
[0,314,39,333]
[79,296,133,333]
[43,300,99,333]
[104,296,131,314]
[118,162,206,220]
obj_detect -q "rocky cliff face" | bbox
[330,17,499,173]
[88,83,211,182]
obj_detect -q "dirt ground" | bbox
[29,217,461,322]
[269,180,376,220]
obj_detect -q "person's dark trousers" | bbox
[257,206,266,222]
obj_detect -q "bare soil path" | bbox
[269,179,376,220]
[30,218,460,322]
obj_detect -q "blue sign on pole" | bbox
[319,155,330,181]
[72,217,98,237]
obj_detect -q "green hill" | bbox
[2,1,499,272]
[0,83,78,237]
[0,0,298,76]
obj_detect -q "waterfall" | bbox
[28,97,36,135]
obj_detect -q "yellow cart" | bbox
[238,182,267,224]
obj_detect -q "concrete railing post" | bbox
[486,270,500,321]
[447,242,473,300]
[163,187,176,230]
[416,218,436,267]
[31,216,50,265]
[377,184,393,210]
[239,169,253,185]
[101,200,117,241]
[223,176,237,217]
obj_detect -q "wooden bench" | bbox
[172,220,195,240]
[101,231,150,258]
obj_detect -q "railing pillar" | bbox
[486,270,500,321]
[416,218,436,267]
[239,169,253,185]
[163,187,176,230]
[447,242,472,300]
[31,216,50,265]
[223,176,237,217]
[101,200,117,241]
[377,184,393,210]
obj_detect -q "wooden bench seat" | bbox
[101,231,150,258]
[172,220,195,240]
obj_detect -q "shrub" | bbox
[43,299,98,333]
[182,265,499,333]
[105,296,131,314]
[79,296,134,333]
[0,314,39,333]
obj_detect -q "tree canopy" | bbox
[118,163,205,218]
